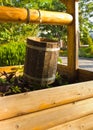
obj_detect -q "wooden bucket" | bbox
[24,37,60,85]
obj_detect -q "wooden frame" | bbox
[0,0,93,129]
[0,65,93,130]
[59,0,93,82]
[0,0,93,82]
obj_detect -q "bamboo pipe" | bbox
[0,6,73,25]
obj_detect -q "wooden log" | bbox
[48,114,93,130]
[0,81,93,120]
[0,98,93,130]
[0,6,73,25]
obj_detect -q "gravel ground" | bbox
[61,56,93,72]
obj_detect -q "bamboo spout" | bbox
[0,6,73,25]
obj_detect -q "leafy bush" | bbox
[39,0,67,42]
[0,41,26,66]
[79,47,93,58]
[0,23,39,44]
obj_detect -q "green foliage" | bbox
[10,86,21,93]
[79,0,93,45]
[0,23,38,44]
[39,0,67,41]
[58,57,62,64]
[0,1,39,44]
[0,41,26,66]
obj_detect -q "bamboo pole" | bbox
[0,6,73,25]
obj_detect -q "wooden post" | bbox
[67,0,79,82]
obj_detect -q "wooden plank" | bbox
[78,69,93,82]
[0,81,93,120]
[0,98,93,130]
[0,6,73,25]
[0,65,23,73]
[67,0,79,82]
[48,114,93,130]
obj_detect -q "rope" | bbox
[26,8,42,24]
[26,8,30,24]
[37,9,42,23]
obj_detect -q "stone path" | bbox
[61,56,93,72]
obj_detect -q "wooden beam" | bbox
[78,69,93,82]
[0,6,73,25]
[0,81,93,120]
[0,98,93,130]
[67,0,79,82]
[48,114,93,130]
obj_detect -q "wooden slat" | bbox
[0,81,93,120]
[78,69,93,82]
[0,6,73,25]
[0,65,23,73]
[48,114,93,130]
[0,98,93,130]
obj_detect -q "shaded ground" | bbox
[61,56,93,72]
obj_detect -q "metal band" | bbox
[24,73,55,82]
[26,8,30,24]
[26,44,60,52]
[37,9,42,23]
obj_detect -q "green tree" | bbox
[79,0,93,45]
[0,0,39,44]
[38,0,67,43]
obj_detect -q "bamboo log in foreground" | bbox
[0,6,73,25]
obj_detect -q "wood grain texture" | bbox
[24,37,59,85]
[67,0,79,82]
[0,6,73,25]
[78,69,93,81]
[0,65,23,73]
[0,98,93,130]
[57,64,68,78]
[48,114,93,130]
[0,81,93,120]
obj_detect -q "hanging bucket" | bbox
[24,37,60,85]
